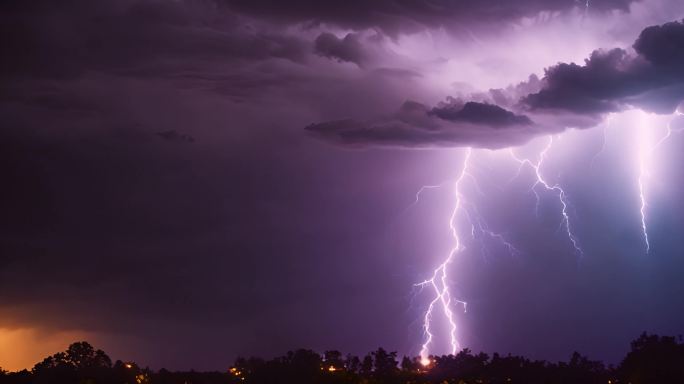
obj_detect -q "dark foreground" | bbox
[1,333,683,384]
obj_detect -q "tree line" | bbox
[1,332,683,384]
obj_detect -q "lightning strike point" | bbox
[417,149,471,360]
[417,148,519,359]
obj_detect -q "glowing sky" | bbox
[2,0,684,371]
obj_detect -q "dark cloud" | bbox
[226,0,635,36]
[634,20,684,67]
[306,20,684,149]
[3,0,684,373]
[0,92,445,369]
[305,100,538,149]
[314,32,367,67]
[523,20,684,116]
[156,130,195,143]
[431,99,532,127]
[523,49,632,115]
[0,0,309,80]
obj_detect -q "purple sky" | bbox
[2,0,684,372]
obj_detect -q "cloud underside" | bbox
[306,101,539,149]
[308,20,684,149]
[306,119,539,149]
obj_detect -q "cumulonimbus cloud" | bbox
[523,20,684,116]
[307,20,684,149]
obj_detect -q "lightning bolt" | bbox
[403,182,450,213]
[653,110,684,150]
[463,201,522,260]
[638,149,650,253]
[415,148,520,363]
[509,136,584,257]
[637,111,683,253]
[590,113,613,169]
[412,110,681,360]
[414,148,470,362]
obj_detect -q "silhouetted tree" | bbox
[619,332,684,383]
[33,341,112,371]
[400,356,419,372]
[32,341,112,384]
[369,348,399,383]
[428,348,489,382]
[234,356,265,382]
[2,333,683,384]
[324,350,344,370]
[0,370,31,384]
[372,348,398,375]
[283,349,322,379]
[360,354,373,376]
[344,354,361,374]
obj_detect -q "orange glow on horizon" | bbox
[0,327,95,372]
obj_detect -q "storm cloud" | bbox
[524,20,684,116]
[314,32,368,67]
[226,0,636,36]
[0,0,309,80]
[308,20,684,149]
[2,0,684,373]
[306,100,538,148]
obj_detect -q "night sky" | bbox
[2,0,684,373]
